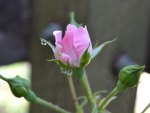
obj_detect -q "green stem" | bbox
[67,76,84,113]
[0,75,70,113]
[79,69,97,113]
[141,102,150,113]
[98,87,118,112]
[35,97,71,113]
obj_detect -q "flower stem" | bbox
[141,102,150,113]
[98,87,118,112]
[67,76,84,113]
[35,97,71,113]
[79,69,98,113]
[0,74,71,113]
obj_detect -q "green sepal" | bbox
[91,38,117,59]
[117,65,145,92]
[69,12,82,27]
[48,59,73,76]
[79,46,91,67]
[40,38,55,52]
[47,59,69,69]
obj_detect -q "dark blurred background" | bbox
[0,0,150,113]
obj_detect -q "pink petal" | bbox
[66,24,77,32]
[84,26,92,53]
[61,26,79,66]
[58,53,73,65]
[53,24,92,67]
[73,26,92,58]
[53,31,63,55]
[53,31,62,44]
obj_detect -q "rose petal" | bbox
[53,24,92,67]
[58,53,72,65]
[61,26,79,66]
[73,26,92,58]
[66,24,77,32]
[84,26,92,53]
[53,31,62,44]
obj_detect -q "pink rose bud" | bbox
[53,24,92,67]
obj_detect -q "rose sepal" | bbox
[79,45,91,67]
[69,12,81,27]
[91,38,117,59]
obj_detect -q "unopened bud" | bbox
[8,76,29,97]
[0,75,37,102]
[117,65,145,91]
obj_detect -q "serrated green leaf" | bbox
[91,38,117,59]
[40,38,55,52]
[79,46,91,67]
[69,12,82,27]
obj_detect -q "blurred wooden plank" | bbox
[30,0,88,113]
[87,0,150,113]
[30,0,150,113]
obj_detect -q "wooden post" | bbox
[30,0,88,113]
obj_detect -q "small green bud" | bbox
[0,75,37,102]
[8,76,30,97]
[117,65,145,91]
